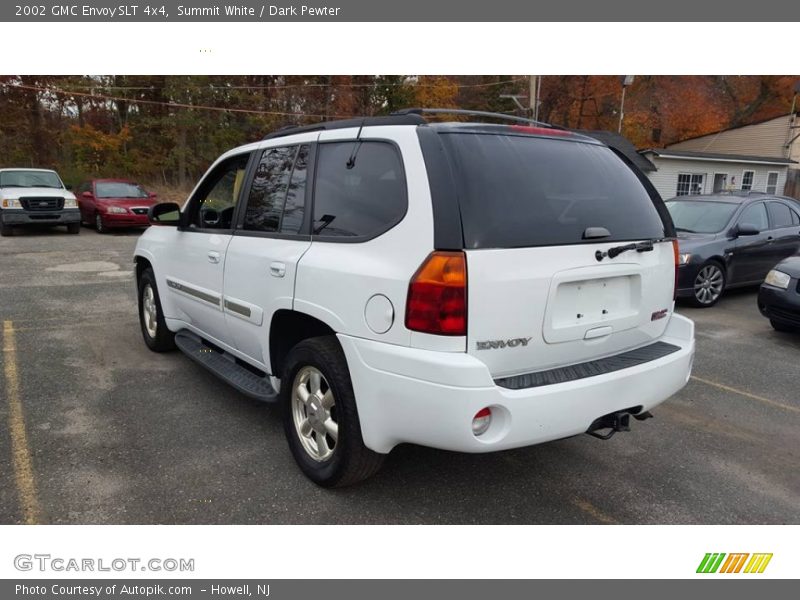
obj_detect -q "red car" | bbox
[76,179,158,233]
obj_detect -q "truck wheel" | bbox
[95,213,107,234]
[282,336,384,487]
[0,223,11,237]
[137,268,175,352]
[67,222,81,234]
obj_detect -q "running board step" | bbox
[174,330,278,403]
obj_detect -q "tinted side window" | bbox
[244,146,296,233]
[792,208,800,226]
[281,144,309,234]
[738,203,768,231]
[189,153,250,230]
[312,142,406,238]
[767,202,794,228]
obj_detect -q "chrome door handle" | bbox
[270,262,286,278]
[207,251,221,264]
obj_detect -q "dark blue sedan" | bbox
[666,192,800,307]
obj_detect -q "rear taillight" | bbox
[672,239,680,300]
[405,251,467,336]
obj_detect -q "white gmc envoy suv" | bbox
[133,109,695,486]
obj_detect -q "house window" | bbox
[677,173,704,196]
[712,173,728,193]
[766,171,779,195]
[741,170,755,191]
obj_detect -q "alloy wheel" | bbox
[694,264,724,305]
[142,284,158,338]
[291,366,338,462]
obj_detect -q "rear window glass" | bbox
[439,133,666,248]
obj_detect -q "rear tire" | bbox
[137,268,176,352]
[0,223,12,237]
[689,261,726,307]
[281,336,384,487]
[67,222,80,234]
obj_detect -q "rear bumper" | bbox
[1,208,80,225]
[101,211,150,228]
[758,282,800,327]
[339,314,695,454]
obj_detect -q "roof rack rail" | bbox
[262,114,426,141]
[391,107,561,129]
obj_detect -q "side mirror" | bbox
[81,191,93,199]
[735,223,760,237]
[148,202,181,226]
[148,192,158,199]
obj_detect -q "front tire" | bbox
[0,223,12,237]
[137,268,175,352]
[95,213,107,234]
[67,222,80,234]
[690,261,726,307]
[281,336,384,487]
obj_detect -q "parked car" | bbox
[0,168,80,236]
[758,255,800,332]
[133,109,695,486]
[76,178,158,233]
[666,193,800,307]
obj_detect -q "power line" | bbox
[4,83,353,119]
[36,77,527,92]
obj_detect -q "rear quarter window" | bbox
[439,133,666,249]
[312,141,407,239]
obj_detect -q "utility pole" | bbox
[529,76,539,121]
[618,76,635,134]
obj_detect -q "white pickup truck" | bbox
[0,168,80,236]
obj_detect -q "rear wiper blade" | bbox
[595,240,655,262]
[675,227,696,233]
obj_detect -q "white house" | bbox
[639,148,795,200]
[640,112,800,200]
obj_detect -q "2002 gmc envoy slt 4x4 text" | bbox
[133,109,696,486]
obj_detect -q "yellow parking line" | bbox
[572,498,618,524]
[2,320,42,524]
[691,375,800,415]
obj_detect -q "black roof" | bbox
[641,148,796,165]
[576,130,656,172]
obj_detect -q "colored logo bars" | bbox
[697,553,773,574]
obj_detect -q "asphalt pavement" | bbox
[1,225,798,524]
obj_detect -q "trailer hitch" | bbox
[586,408,651,440]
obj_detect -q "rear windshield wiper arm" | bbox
[595,240,655,262]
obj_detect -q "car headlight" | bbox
[764,269,791,290]
[63,198,78,208]
[106,206,127,214]
[678,253,692,265]
[1,198,22,209]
